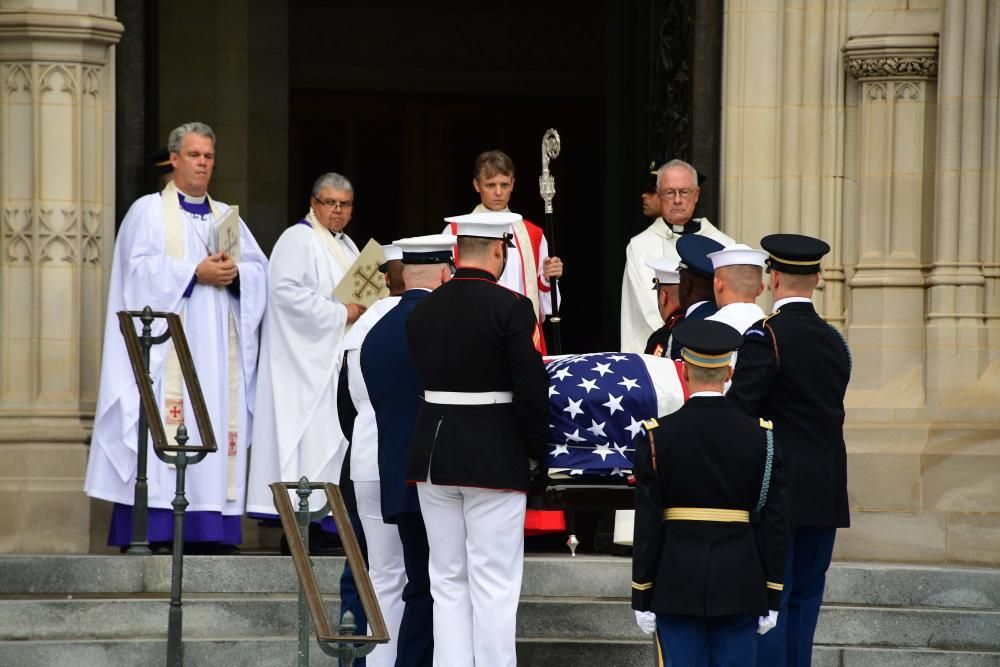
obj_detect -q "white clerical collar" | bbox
[686,300,709,317]
[472,203,511,213]
[690,391,724,398]
[773,296,812,310]
[176,187,207,205]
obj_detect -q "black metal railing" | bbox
[118,307,217,666]
[270,479,389,665]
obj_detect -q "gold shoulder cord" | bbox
[643,418,660,472]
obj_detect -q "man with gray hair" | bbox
[620,159,735,353]
[85,122,269,552]
[246,173,368,536]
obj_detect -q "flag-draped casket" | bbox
[543,352,687,480]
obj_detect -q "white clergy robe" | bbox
[245,221,360,516]
[84,190,268,515]
[620,217,734,353]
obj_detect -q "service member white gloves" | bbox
[757,609,779,635]
[634,610,657,635]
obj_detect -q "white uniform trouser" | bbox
[417,482,527,667]
[355,480,406,667]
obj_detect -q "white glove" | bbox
[757,609,779,635]
[634,610,657,636]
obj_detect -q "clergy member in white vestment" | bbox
[84,122,268,550]
[342,245,406,667]
[246,173,368,522]
[620,159,734,353]
[443,150,562,353]
[704,244,768,384]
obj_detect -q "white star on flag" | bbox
[553,368,573,381]
[602,393,624,415]
[548,385,560,397]
[593,443,613,461]
[591,362,613,377]
[608,354,628,362]
[577,377,599,394]
[563,398,584,419]
[550,444,569,457]
[586,419,607,438]
[611,468,627,477]
[564,429,586,443]
[612,442,628,457]
[626,416,645,439]
[618,377,639,391]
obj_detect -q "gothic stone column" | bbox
[843,34,938,404]
[0,2,122,552]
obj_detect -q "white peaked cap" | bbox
[443,211,521,239]
[707,243,768,270]
[392,234,457,264]
[381,244,403,262]
[644,257,681,285]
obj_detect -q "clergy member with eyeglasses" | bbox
[246,172,367,552]
[620,159,734,354]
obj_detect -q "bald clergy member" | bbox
[85,122,268,550]
[408,212,549,666]
[246,172,366,523]
[621,159,734,353]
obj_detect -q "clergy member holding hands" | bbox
[246,173,366,526]
[85,122,268,551]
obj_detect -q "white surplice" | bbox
[84,191,268,514]
[620,217,734,353]
[245,221,359,515]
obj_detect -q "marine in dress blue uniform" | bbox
[632,320,789,667]
[644,258,684,357]
[727,234,851,667]
[361,235,456,667]
[405,213,549,667]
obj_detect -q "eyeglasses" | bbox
[313,196,353,210]
[658,188,697,200]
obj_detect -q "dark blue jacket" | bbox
[361,289,428,522]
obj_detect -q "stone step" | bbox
[1,555,997,610]
[0,638,997,667]
[2,594,999,652]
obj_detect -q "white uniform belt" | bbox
[423,390,514,405]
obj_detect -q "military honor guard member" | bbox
[85,122,269,550]
[643,258,683,357]
[340,244,405,667]
[621,159,734,354]
[632,319,789,666]
[705,244,768,335]
[362,234,457,667]
[728,234,851,667]
[658,234,726,360]
[407,212,549,667]
[444,150,563,353]
[246,173,366,531]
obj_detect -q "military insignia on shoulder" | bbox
[759,418,773,430]
[642,418,659,432]
[652,343,664,357]
[746,328,766,337]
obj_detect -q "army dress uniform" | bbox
[405,213,549,667]
[728,234,851,667]
[632,320,789,666]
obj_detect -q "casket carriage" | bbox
[528,352,688,549]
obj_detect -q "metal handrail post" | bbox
[127,307,156,555]
[166,425,190,667]
[296,477,312,667]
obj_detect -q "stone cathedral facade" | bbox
[0,0,997,564]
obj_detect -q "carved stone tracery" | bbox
[843,34,939,82]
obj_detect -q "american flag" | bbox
[544,352,665,479]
